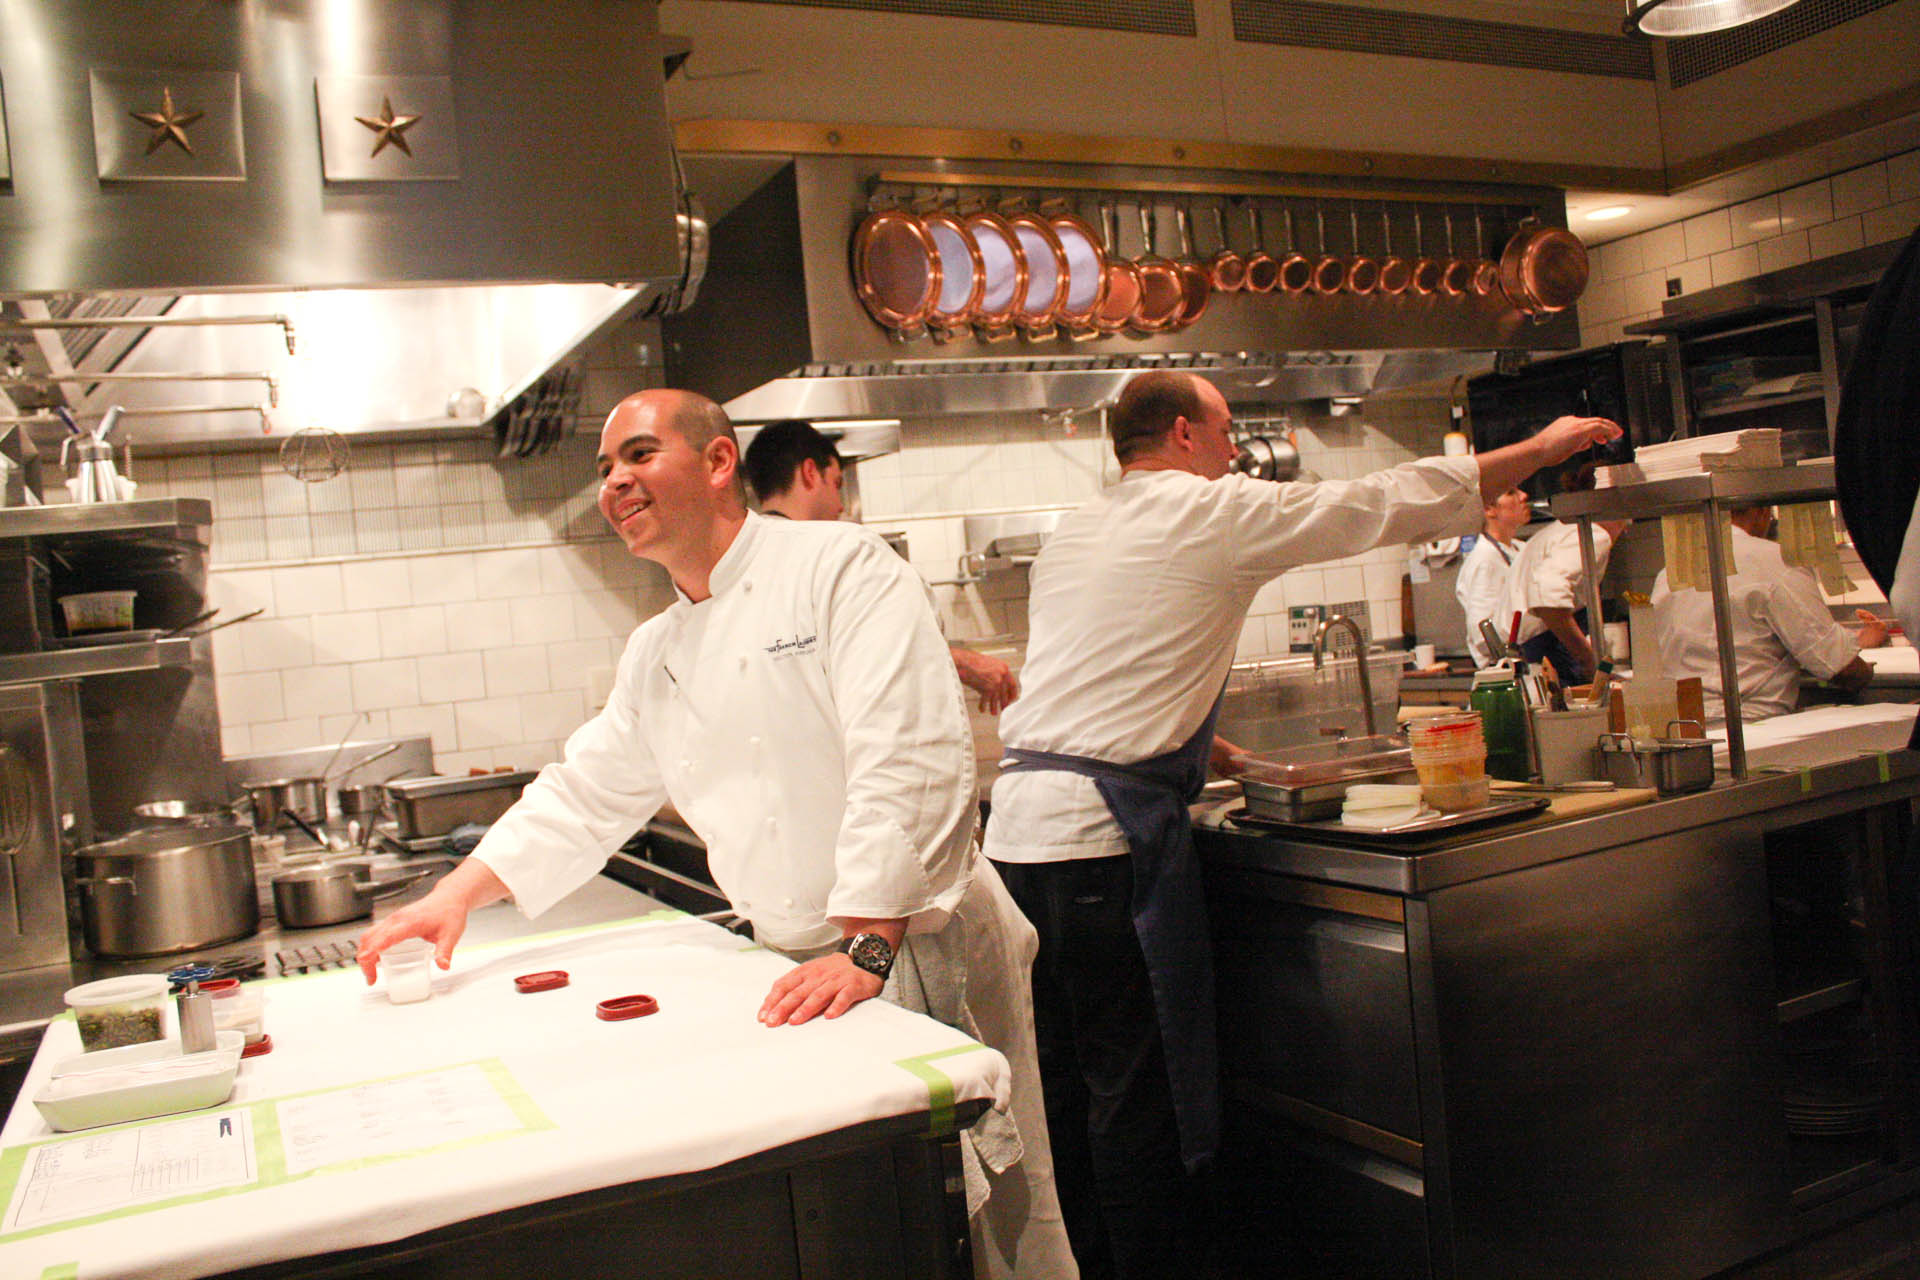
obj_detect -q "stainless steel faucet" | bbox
[1311,613,1376,739]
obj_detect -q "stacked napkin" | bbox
[1340,784,1434,829]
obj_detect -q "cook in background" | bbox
[358,390,1076,1280]
[1650,502,1889,720]
[742,417,1021,715]
[1457,484,1532,668]
[982,368,1619,1280]
[1499,485,1630,684]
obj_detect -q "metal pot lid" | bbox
[921,210,985,330]
[852,208,942,332]
[1045,209,1109,328]
[77,824,250,860]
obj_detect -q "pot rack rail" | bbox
[0,313,297,355]
[0,404,273,433]
[0,370,280,407]
[875,168,1554,212]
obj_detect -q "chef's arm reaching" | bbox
[1210,735,1249,777]
[759,916,908,1027]
[952,646,1020,714]
[1474,416,1622,503]
[356,857,511,982]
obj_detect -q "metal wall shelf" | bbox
[0,636,196,686]
[0,498,212,542]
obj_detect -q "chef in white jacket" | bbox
[358,389,1076,1280]
[1456,485,1531,668]
[1650,502,1887,720]
[1500,515,1628,683]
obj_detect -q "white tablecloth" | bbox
[0,911,1009,1279]
[1709,702,1918,769]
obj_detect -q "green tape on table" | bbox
[39,1265,77,1280]
[1876,751,1892,783]
[0,1057,551,1245]
[893,1043,989,1136]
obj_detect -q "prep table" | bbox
[0,905,1005,1279]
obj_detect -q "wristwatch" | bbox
[837,932,896,981]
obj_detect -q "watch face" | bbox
[846,932,893,978]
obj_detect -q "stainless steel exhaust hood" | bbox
[664,155,1577,423]
[0,0,693,450]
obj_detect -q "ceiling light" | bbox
[1585,205,1635,222]
[1624,0,1805,37]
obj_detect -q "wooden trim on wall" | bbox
[673,118,1668,196]
[1664,81,1920,192]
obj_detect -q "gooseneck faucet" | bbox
[1311,613,1377,739]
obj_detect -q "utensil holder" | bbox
[1528,704,1609,784]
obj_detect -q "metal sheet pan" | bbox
[1224,796,1549,845]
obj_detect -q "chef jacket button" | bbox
[681,759,692,771]
[783,898,794,909]
[765,816,776,827]
[749,735,761,748]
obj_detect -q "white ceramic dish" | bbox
[33,1030,244,1132]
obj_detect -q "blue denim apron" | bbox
[999,693,1224,1170]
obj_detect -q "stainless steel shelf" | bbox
[1551,460,1836,521]
[0,636,196,685]
[1695,389,1826,420]
[0,497,212,541]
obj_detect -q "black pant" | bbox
[992,855,1212,1280]
[1520,607,1590,685]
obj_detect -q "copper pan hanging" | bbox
[851,207,940,335]
[1310,206,1346,296]
[1090,203,1142,336]
[920,206,985,335]
[1276,206,1312,295]
[1376,208,1412,297]
[1469,210,1502,297]
[1170,205,1212,328]
[1006,205,1070,338]
[1344,206,1379,296]
[1044,201,1109,336]
[1439,211,1475,297]
[1129,204,1185,334]
[1409,208,1443,296]
[1497,215,1590,321]
[1205,204,1246,293]
[961,207,1029,339]
[1241,202,1280,295]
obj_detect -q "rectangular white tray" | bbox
[34,1030,243,1132]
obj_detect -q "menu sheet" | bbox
[4,1110,256,1233]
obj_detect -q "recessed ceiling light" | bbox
[1585,205,1635,222]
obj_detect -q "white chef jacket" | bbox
[1649,524,1859,721]
[473,512,977,952]
[1455,533,1518,668]
[984,457,1482,863]
[1500,520,1615,649]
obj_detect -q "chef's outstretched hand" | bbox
[1535,415,1623,466]
[355,857,509,983]
[759,955,884,1027]
[952,648,1020,715]
[1855,610,1891,650]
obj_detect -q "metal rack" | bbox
[1552,459,1837,779]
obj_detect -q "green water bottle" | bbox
[1471,666,1531,782]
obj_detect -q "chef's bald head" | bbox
[1111,372,1231,470]
[602,390,746,503]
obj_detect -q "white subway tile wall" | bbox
[1579,148,1920,350]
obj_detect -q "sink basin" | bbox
[1232,735,1417,821]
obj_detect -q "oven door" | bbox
[0,684,72,972]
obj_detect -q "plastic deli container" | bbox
[381,938,435,1005]
[64,974,170,1052]
[1407,712,1491,813]
[57,590,137,634]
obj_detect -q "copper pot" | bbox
[1376,209,1412,297]
[1344,208,1379,297]
[1309,207,1346,296]
[1205,204,1246,292]
[1007,208,1069,337]
[1242,203,1280,295]
[1276,207,1312,295]
[1498,217,1590,319]
[961,209,1029,338]
[1090,204,1142,336]
[1439,211,1475,297]
[1129,205,1185,334]
[1409,209,1443,297]
[1046,204,1110,335]
[1170,205,1212,329]
[1469,211,1502,297]
[921,208,985,334]
[851,208,940,334]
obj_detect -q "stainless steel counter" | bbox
[1196,747,1920,895]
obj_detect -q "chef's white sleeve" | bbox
[470,638,669,919]
[1761,562,1859,682]
[817,536,977,933]
[1229,456,1484,588]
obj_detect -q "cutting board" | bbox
[1490,781,1657,828]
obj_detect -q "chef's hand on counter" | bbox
[1210,735,1249,777]
[1474,416,1623,503]
[759,918,907,1027]
[952,648,1020,715]
[356,857,511,983]
[1856,610,1891,650]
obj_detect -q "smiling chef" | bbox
[355,388,1074,1279]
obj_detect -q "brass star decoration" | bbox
[354,96,421,158]
[128,87,204,156]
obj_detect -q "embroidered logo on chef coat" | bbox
[764,632,818,660]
